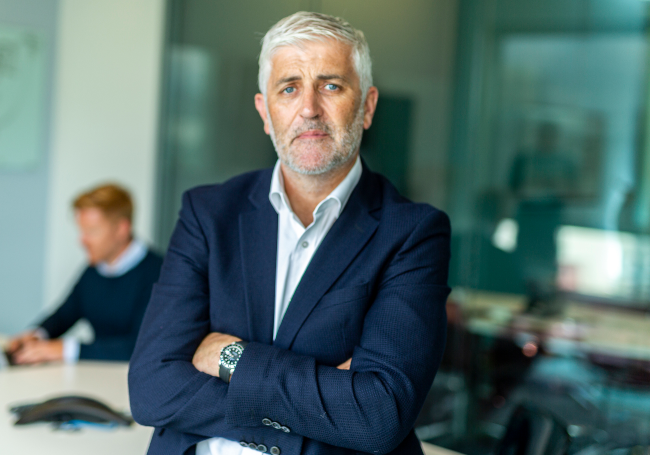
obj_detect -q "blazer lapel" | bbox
[239,170,277,345]
[273,166,381,350]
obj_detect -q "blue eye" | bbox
[283,87,295,94]
[324,83,338,91]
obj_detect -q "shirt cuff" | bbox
[62,338,80,364]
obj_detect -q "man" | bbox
[7,184,162,364]
[129,12,450,455]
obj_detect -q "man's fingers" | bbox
[6,340,21,354]
[15,342,49,364]
[13,345,39,364]
[12,340,62,365]
[337,358,352,370]
[7,334,33,354]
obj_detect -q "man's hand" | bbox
[12,339,64,365]
[6,331,40,355]
[337,358,352,370]
[192,332,241,381]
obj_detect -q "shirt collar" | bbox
[96,238,148,278]
[269,155,362,219]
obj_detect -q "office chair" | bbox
[495,404,571,455]
[588,352,650,447]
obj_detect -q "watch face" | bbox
[220,344,243,369]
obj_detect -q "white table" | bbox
[457,289,650,361]
[0,362,153,455]
[422,441,463,455]
[0,359,462,455]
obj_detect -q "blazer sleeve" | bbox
[225,208,451,454]
[128,191,237,439]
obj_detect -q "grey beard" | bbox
[268,104,365,176]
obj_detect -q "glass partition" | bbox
[442,0,650,452]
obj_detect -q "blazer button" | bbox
[257,444,268,453]
[271,422,281,430]
[270,447,281,455]
[281,426,290,433]
[262,418,272,426]
[248,442,259,450]
[240,441,248,447]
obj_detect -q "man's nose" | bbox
[300,86,322,119]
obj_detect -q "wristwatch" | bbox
[219,340,248,382]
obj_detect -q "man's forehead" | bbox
[76,207,121,225]
[269,40,355,78]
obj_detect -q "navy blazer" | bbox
[129,163,451,455]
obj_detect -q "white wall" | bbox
[0,0,58,334]
[43,0,165,311]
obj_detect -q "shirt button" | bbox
[262,418,272,426]
[301,241,309,248]
[270,447,281,455]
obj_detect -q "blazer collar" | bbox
[239,168,277,344]
[239,161,382,348]
[273,159,382,349]
[248,159,380,211]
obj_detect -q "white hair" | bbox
[258,11,373,101]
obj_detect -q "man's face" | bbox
[255,40,376,175]
[75,207,130,265]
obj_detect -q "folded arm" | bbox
[224,219,450,453]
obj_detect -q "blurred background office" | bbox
[1,0,649,454]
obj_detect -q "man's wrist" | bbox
[218,340,248,382]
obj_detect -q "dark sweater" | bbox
[39,250,163,361]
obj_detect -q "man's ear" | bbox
[362,86,379,130]
[254,93,271,135]
[117,218,132,242]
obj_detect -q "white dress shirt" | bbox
[36,239,148,363]
[196,157,362,455]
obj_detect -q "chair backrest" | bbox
[495,404,570,455]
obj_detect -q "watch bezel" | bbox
[220,343,244,370]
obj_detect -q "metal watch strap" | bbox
[218,341,248,381]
